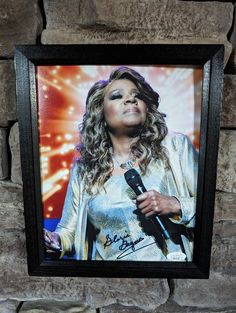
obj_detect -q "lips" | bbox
[124,107,140,114]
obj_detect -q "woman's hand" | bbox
[136,190,181,218]
[44,229,61,257]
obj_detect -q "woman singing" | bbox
[44,66,198,261]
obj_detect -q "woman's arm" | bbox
[136,133,198,228]
[50,164,83,258]
[44,165,81,258]
[171,133,198,227]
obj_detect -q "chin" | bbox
[124,120,144,129]
[124,115,142,122]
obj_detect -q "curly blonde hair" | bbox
[78,66,168,194]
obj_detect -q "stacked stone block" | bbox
[0,0,235,312]
[41,0,233,64]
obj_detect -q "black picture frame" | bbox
[14,44,224,278]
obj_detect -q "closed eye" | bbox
[108,90,142,100]
[109,93,123,100]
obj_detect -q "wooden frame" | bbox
[14,44,224,278]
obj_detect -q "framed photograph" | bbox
[14,44,224,278]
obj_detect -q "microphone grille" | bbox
[124,169,140,186]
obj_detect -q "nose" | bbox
[124,95,137,105]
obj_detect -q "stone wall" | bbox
[0,1,235,312]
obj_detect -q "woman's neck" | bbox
[109,133,137,157]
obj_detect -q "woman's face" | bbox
[103,79,147,135]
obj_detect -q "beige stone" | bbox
[83,278,169,310]
[44,0,233,35]
[0,230,26,259]
[101,302,236,313]
[211,238,236,270]
[224,2,236,74]
[9,123,22,184]
[20,300,95,313]
[221,75,236,128]
[0,127,9,179]
[0,256,29,289]
[0,61,17,127]
[0,269,85,301]
[42,0,233,64]
[0,300,20,313]
[214,191,236,222]
[172,271,236,308]
[100,304,146,313]
[0,180,23,203]
[216,130,236,193]
[0,0,43,57]
[0,180,24,237]
[213,221,236,239]
[0,203,24,230]
[82,1,232,35]
[229,3,236,50]
[43,0,82,30]
[0,262,169,310]
[0,280,57,302]
[41,29,232,66]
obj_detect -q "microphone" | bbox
[124,168,147,195]
[124,169,171,240]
